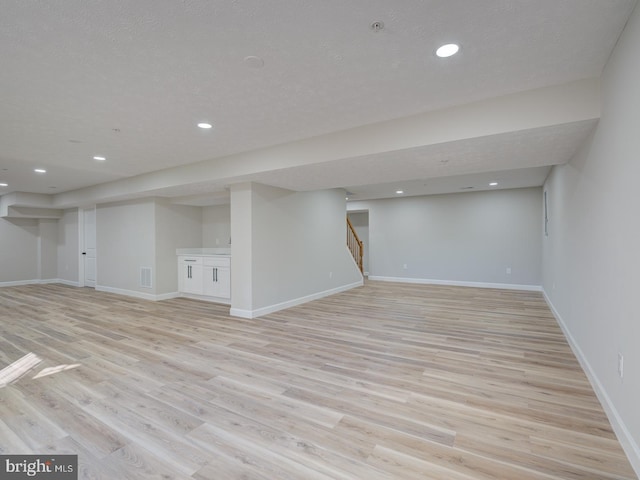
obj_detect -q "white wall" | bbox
[0,218,39,283]
[155,202,202,295]
[202,204,231,247]
[230,183,362,317]
[230,183,253,313]
[542,4,640,472]
[96,199,156,295]
[352,188,542,288]
[38,219,58,280]
[0,214,75,285]
[57,209,79,284]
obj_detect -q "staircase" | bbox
[347,217,364,274]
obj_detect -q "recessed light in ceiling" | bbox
[396,190,404,194]
[197,122,213,129]
[0,183,7,187]
[93,156,106,161]
[370,21,384,32]
[489,182,498,186]
[34,168,46,173]
[436,43,460,58]
[244,56,265,68]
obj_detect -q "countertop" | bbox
[176,248,231,256]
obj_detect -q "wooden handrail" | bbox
[347,217,364,274]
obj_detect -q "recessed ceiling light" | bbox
[197,122,213,129]
[0,183,7,187]
[93,156,106,161]
[436,43,460,58]
[489,182,498,186]
[34,168,46,173]
[244,56,265,68]
[370,21,384,32]
[396,190,404,194]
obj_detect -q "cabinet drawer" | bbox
[203,256,230,267]
[179,256,203,265]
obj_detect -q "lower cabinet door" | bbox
[203,266,216,297]
[203,265,230,299]
[182,263,203,294]
[215,267,231,299]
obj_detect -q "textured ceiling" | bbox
[0,0,636,201]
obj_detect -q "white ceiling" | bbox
[0,0,636,203]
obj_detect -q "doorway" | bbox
[347,210,369,276]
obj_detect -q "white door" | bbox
[83,208,96,287]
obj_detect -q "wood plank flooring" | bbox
[0,282,636,479]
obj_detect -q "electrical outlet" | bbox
[618,353,624,379]
[506,267,512,275]
[329,271,333,279]
[403,264,408,270]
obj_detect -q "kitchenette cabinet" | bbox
[177,249,231,304]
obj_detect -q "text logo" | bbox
[0,455,77,479]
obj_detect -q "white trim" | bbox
[53,279,80,287]
[368,276,542,292]
[38,278,66,285]
[543,290,640,477]
[0,279,38,287]
[178,292,230,305]
[96,285,179,302]
[229,308,253,319]
[0,278,79,287]
[156,292,180,301]
[230,280,363,319]
[78,207,85,288]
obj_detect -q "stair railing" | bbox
[347,217,364,274]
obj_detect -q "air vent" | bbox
[140,267,152,289]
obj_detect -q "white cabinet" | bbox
[203,256,230,299]
[178,254,230,303]
[180,257,203,295]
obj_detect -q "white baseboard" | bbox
[178,292,231,305]
[0,279,37,287]
[156,292,181,301]
[543,290,640,477]
[230,280,364,319]
[368,275,542,292]
[96,285,179,302]
[0,278,79,287]
[228,307,253,319]
[51,278,80,287]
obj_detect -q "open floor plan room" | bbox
[0,282,635,479]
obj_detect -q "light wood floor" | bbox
[0,282,636,479]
